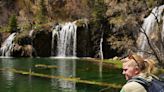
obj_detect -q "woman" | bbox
[120,54,156,92]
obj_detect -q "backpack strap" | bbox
[128,77,150,91]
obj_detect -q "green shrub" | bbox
[36,0,47,24]
[0,26,9,32]
[8,15,18,33]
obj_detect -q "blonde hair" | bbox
[121,54,156,74]
[144,58,157,74]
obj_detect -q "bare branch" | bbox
[137,23,162,64]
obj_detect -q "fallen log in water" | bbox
[35,64,59,69]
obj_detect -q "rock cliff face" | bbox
[76,20,93,57]
[0,0,93,26]
[2,0,161,26]
[0,0,163,25]
[103,0,164,58]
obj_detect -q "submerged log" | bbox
[0,68,122,88]
[35,64,59,69]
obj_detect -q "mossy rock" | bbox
[14,31,32,45]
[75,19,89,27]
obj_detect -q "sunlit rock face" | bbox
[21,45,34,57]
[11,44,35,57]
[11,44,22,57]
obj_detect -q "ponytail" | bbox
[143,59,157,74]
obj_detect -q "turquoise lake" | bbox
[0,57,125,92]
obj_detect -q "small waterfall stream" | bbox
[137,5,164,56]
[29,29,34,37]
[0,33,16,57]
[99,32,104,60]
[99,32,104,78]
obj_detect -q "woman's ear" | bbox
[134,68,140,74]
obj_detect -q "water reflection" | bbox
[0,58,123,92]
[51,59,76,91]
[1,58,14,89]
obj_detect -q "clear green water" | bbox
[0,57,125,92]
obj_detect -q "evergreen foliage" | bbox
[90,0,108,58]
[3,0,14,8]
[92,0,107,25]
[37,0,47,24]
[8,15,18,33]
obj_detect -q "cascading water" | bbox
[99,32,104,60]
[0,33,16,57]
[137,5,164,56]
[99,31,104,78]
[52,22,77,57]
[29,29,34,37]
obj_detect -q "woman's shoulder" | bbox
[122,81,147,92]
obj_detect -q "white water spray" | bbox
[52,22,77,57]
[0,33,16,57]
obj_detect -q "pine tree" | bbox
[8,15,18,33]
[37,0,47,23]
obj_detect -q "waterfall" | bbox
[99,36,103,75]
[99,32,104,60]
[29,29,34,37]
[137,5,164,56]
[99,31,103,79]
[52,22,77,57]
[0,33,16,57]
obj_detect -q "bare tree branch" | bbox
[138,24,162,64]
